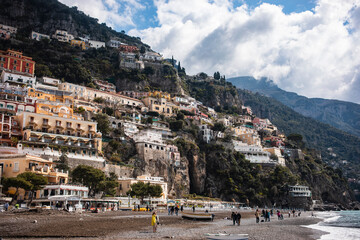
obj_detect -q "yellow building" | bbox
[28,88,74,108]
[232,126,256,137]
[17,112,102,155]
[36,100,82,120]
[149,91,171,101]
[0,153,68,183]
[117,175,168,200]
[142,97,176,117]
[238,133,261,146]
[70,39,88,50]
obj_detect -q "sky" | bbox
[59,0,360,104]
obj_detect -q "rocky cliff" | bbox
[0,0,146,45]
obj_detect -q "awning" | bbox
[48,195,81,201]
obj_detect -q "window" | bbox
[13,162,19,172]
[13,60,17,64]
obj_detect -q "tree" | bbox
[127,182,163,204]
[103,106,114,116]
[212,122,226,132]
[171,56,175,67]
[101,172,119,197]
[176,111,185,120]
[4,172,48,205]
[213,71,220,80]
[93,97,105,103]
[140,46,146,54]
[54,152,70,172]
[146,116,153,124]
[177,61,181,72]
[72,165,106,197]
[94,113,111,135]
[170,120,183,131]
[2,177,32,204]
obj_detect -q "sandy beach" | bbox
[0,209,325,240]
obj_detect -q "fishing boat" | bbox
[205,233,249,240]
[181,212,214,221]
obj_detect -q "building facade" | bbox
[31,31,50,41]
[117,175,168,200]
[0,50,36,76]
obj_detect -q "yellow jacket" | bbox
[151,214,157,226]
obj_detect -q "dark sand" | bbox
[0,209,325,239]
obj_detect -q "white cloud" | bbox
[59,0,145,29]
[131,0,360,103]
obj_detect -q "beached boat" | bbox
[205,233,249,240]
[182,212,214,221]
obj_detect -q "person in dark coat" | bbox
[231,212,236,225]
[236,212,242,225]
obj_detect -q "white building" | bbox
[106,39,122,48]
[141,51,162,61]
[232,140,273,164]
[52,30,74,42]
[1,70,36,87]
[264,147,286,166]
[89,40,105,49]
[0,24,17,34]
[35,77,61,90]
[200,124,213,143]
[39,184,89,199]
[31,31,50,41]
[288,185,312,197]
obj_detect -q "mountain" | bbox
[237,88,360,193]
[0,0,146,45]
[228,76,360,138]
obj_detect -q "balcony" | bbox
[26,166,69,178]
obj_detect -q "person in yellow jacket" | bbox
[151,211,158,233]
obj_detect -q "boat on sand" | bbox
[205,233,249,240]
[181,212,214,221]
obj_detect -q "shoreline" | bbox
[305,211,360,240]
[0,210,326,240]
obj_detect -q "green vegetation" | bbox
[127,182,163,204]
[3,172,48,205]
[71,165,118,197]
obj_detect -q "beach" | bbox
[0,209,325,239]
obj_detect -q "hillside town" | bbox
[0,22,314,211]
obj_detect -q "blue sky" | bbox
[59,0,360,104]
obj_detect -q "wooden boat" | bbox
[205,233,249,240]
[181,212,214,221]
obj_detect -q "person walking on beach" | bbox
[175,206,179,216]
[236,212,242,226]
[266,210,271,222]
[292,209,296,217]
[231,212,236,225]
[255,209,260,223]
[180,205,183,212]
[192,206,195,212]
[288,211,291,218]
[277,210,281,220]
[4,202,9,211]
[151,211,158,233]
